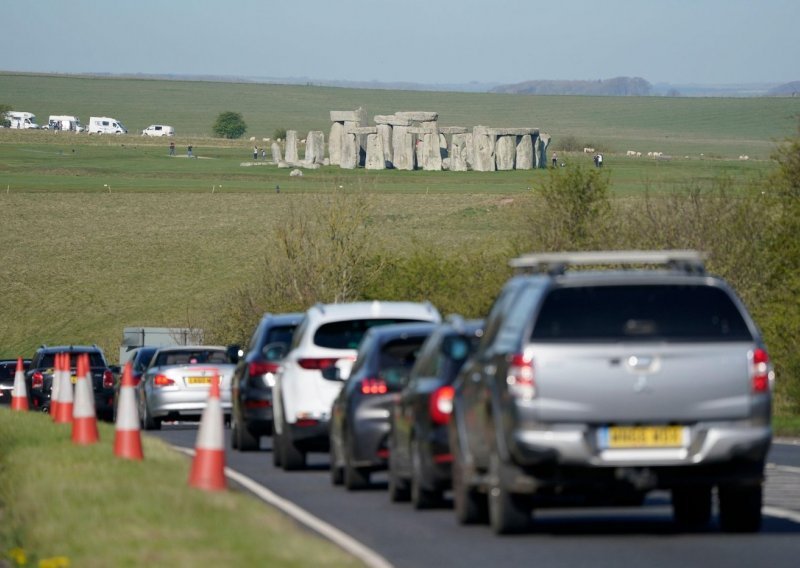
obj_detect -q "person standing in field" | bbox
[261,148,266,160]
[169,141,175,156]
[254,146,258,160]
[187,145,193,158]
[552,152,558,168]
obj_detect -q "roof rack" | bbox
[509,250,706,275]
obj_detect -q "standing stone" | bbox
[392,126,415,171]
[472,127,496,172]
[496,135,517,171]
[422,129,442,171]
[340,132,359,169]
[450,133,470,171]
[377,124,394,167]
[305,130,325,165]
[285,130,299,163]
[535,133,551,169]
[365,133,386,170]
[516,135,534,169]
[328,122,344,166]
[271,142,282,164]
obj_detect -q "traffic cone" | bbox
[114,362,143,460]
[188,374,226,491]
[72,354,99,445]
[10,357,29,411]
[54,352,74,424]
[50,352,62,420]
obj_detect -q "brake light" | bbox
[154,374,175,387]
[32,371,44,390]
[507,353,536,400]
[750,348,773,393]
[249,361,281,377]
[430,385,455,425]
[298,358,338,370]
[102,370,114,389]
[360,377,388,395]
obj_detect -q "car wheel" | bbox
[238,418,260,452]
[488,454,531,535]
[718,484,763,533]
[343,433,370,490]
[411,438,441,510]
[451,426,487,525]
[329,432,344,486]
[280,417,306,471]
[230,417,240,450]
[388,444,410,502]
[672,486,712,528]
[271,430,282,468]
[142,400,161,431]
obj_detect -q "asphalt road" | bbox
[153,426,800,568]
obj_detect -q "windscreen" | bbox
[531,284,753,342]
[314,319,422,350]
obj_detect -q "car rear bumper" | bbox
[288,420,330,452]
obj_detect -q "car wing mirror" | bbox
[226,344,243,364]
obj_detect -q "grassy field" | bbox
[0,409,359,567]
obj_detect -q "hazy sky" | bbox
[2,0,798,86]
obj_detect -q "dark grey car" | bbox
[451,251,773,534]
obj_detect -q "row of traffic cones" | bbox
[9,356,225,490]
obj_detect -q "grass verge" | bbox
[0,409,358,568]
[773,414,800,438]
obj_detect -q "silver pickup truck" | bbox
[450,251,773,534]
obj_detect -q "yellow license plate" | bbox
[70,375,78,384]
[603,426,685,449]
[187,377,212,385]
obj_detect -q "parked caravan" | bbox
[5,111,40,129]
[47,115,84,132]
[142,124,175,137]
[88,116,127,134]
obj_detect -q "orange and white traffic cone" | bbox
[188,374,226,491]
[54,352,74,424]
[72,354,99,445]
[10,357,29,411]
[50,352,63,420]
[114,362,143,460]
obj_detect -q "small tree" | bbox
[0,103,11,127]
[212,111,247,139]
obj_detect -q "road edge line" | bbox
[763,506,800,524]
[173,447,393,568]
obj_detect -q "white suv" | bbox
[273,301,441,470]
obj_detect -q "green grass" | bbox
[773,414,800,438]
[0,409,358,567]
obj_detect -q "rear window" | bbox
[262,325,297,348]
[531,284,753,342]
[154,349,229,366]
[314,319,422,350]
[39,352,107,368]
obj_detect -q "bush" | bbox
[273,128,287,141]
[212,111,247,139]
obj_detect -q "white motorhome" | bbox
[88,116,127,134]
[47,115,84,132]
[142,124,175,137]
[5,111,40,129]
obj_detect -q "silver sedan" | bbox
[138,346,234,430]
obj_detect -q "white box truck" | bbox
[5,111,40,129]
[47,115,84,132]
[88,116,127,134]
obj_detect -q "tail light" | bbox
[102,370,114,389]
[750,348,773,393]
[360,377,388,395]
[153,374,175,387]
[507,353,536,401]
[430,385,455,425]
[32,371,44,390]
[298,358,338,370]
[249,361,281,377]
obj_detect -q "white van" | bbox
[47,115,84,132]
[88,116,127,134]
[142,124,175,137]
[5,111,40,129]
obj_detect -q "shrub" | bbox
[273,127,287,141]
[212,111,247,139]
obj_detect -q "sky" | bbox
[2,0,798,87]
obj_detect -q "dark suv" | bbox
[450,251,773,534]
[230,312,303,451]
[26,345,117,420]
[0,359,31,405]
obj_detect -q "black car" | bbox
[230,312,303,451]
[0,358,31,405]
[329,322,437,490]
[387,318,483,508]
[26,345,116,420]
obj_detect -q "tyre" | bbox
[388,447,410,502]
[411,438,442,509]
[718,484,763,533]
[237,419,260,452]
[672,486,712,528]
[280,419,306,471]
[142,401,161,431]
[271,430,282,468]
[452,449,488,524]
[230,417,240,449]
[488,454,531,535]
[329,433,344,486]
[343,434,370,490]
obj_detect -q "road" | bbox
[154,426,800,568]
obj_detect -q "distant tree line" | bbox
[491,77,652,96]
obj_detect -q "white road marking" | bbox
[767,462,800,475]
[763,507,800,523]
[173,447,393,568]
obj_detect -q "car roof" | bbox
[259,312,304,326]
[36,345,103,353]
[304,301,440,323]
[152,345,227,353]
[363,321,438,341]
